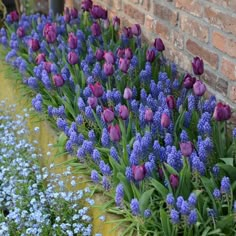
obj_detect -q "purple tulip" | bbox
[102,108,114,123]
[16,27,25,38]
[90,5,107,19]
[104,51,115,64]
[43,23,57,43]
[81,0,93,11]
[91,22,101,37]
[95,49,104,61]
[119,58,130,73]
[154,38,165,52]
[213,102,231,121]
[52,74,64,87]
[68,51,79,65]
[170,174,179,189]
[10,11,19,22]
[125,48,133,60]
[87,97,98,109]
[180,141,193,157]
[123,27,133,38]
[166,95,176,110]
[63,8,70,23]
[102,18,110,29]
[28,39,40,52]
[146,49,156,62]
[68,32,77,49]
[132,164,146,181]
[193,80,206,96]
[183,74,196,89]
[192,56,204,75]
[103,63,114,76]
[43,62,52,73]
[108,124,121,142]
[161,113,171,128]
[35,53,46,65]
[131,24,141,36]
[117,48,125,58]
[123,87,132,100]
[70,8,78,19]
[144,109,153,122]
[112,16,120,31]
[158,167,164,180]
[89,82,104,97]
[119,105,129,120]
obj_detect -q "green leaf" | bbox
[217,163,236,180]
[220,158,234,166]
[160,208,171,236]
[139,188,154,214]
[151,178,168,199]
[216,215,234,230]
[164,163,179,176]
[201,226,211,236]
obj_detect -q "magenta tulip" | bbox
[213,102,231,121]
[52,74,64,87]
[193,80,206,96]
[91,22,101,37]
[102,108,114,123]
[119,105,129,120]
[81,0,93,11]
[170,174,179,189]
[108,124,121,142]
[68,32,77,49]
[67,51,79,65]
[125,48,133,60]
[87,97,98,109]
[43,23,57,43]
[144,109,153,122]
[180,141,194,157]
[16,27,25,38]
[154,38,165,52]
[122,27,133,38]
[123,87,132,100]
[104,51,115,64]
[70,8,78,19]
[103,63,114,76]
[89,82,104,97]
[132,164,146,181]
[63,8,70,23]
[166,95,176,110]
[161,113,171,128]
[117,48,125,58]
[95,49,104,61]
[192,56,204,75]
[10,11,19,22]
[90,5,107,19]
[35,53,46,65]
[146,49,155,62]
[28,39,40,52]
[43,62,52,73]
[131,24,141,36]
[183,74,196,89]
[119,58,130,73]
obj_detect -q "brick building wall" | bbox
[70,0,236,107]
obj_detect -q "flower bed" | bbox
[0,1,236,235]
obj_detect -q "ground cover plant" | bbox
[0,1,236,234]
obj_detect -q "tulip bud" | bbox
[52,74,64,87]
[10,11,19,22]
[146,49,155,62]
[91,22,101,37]
[70,8,78,19]
[169,174,179,189]
[102,18,110,29]
[43,62,52,73]
[81,0,93,11]
[63,8,70,23]
[131,24,141,36]
[166,95,176,110]
[68,32,77,49]
[193,80,206,96]
[123,87,132,100]
[103,63,114,76]
[67,51,79,65]
[28,39,40,52]
[95,49,104,61]
[35,53,46,65]
[180,141,193,157]
[213,102,231,121]
[117,48,125,58]
[183,74,196,89]
[89,82,104,97]
[104,51,115,64]
[91,5,107,19]
[102,108,114,123]
[154,38,165,52]
[43,23,57,43]
[125,48,133,60]
[119,58,130,73]
[122,27,133,38]
[158,167,164,180]
[144,109,153,122]
[119,105,129,120]
[112,16,120,31]
[87,97,98,109]
[192,56,204,75]
[16,27,25,38]
[132,164,146,181]
[161,113,171,128]
[108,124,121,142]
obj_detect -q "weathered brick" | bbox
[202,69,217,89]
[153,3,178,26]
[175,0,202,17]
[216,78,228,96]
[170,30,184,49]
[123,4,145,24]
[145,15,155,31]
[204,7,236,36]
[186,39,218,69]
[230,86,236,103]
[180,14,209,42]
[221,57,236,81]
[155,22,171,41]
[207,0,236,12]
[140,0,150,11]
[212,31,236,58]
[129,0,139,4]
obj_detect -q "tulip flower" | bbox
[154,38,165,52]
[112,16,120,31]
[91,5,107,19]
[161,113,171,128]
[52,74,64,87]
[103,63,114,76]
[125,48,133,60]
[35,53,46,65]
[91,22,101,37]
[119,58,130,73]
[102,108,114,123]
[63,8,70,23]
[166,95,176,110]
[43,62,52,73]
[193,80,206,96]
[117,48,125,58]
[28,39,40,52]
[108,124,121,142]
[10,11,19,22]
[89,82,104,97]
[146,49,156,62]
[123,87,132,100]
[104,51,115,64]
[43,23,57,43]
[67,51,79,65]
[81,0,93,11]
[131,24,141,36]
[192,56,204,75]
[170,174,179,189]
[183,74,196,89]
[70,8,78,19]
[144,109,153,122]
[213,102,231,121]
[123,27,133,38]
[180,141,193,157]
[87,97,98,109]
[95,49,104,61]
[132,164,146,181]
[16,27,25,38]
[119,105,129,120]
[68,32,77,49]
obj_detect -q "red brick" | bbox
[180,14,209,42]
[145,15,155,31]
[175,0,202,17]
[123,4,145,25]
[153,3,178,26]
[221,57,236,81]
[140,0,151,11]
[129,0,139,3]
[207,0,236,12]
[186,39,218,69]
[204,7,236,36]
[155,22,171,41]
[170,30,184,49]
[212,31,236,58]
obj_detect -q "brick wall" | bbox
[71,0,236,107]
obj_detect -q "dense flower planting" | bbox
[0,1,236,234]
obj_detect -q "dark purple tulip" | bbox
[43,62,52,73]
[87,97,98,109]
[28,39,40,52]
[117,48,125,58]
[95,49,104,61]
[154,38,165,52]
[90,5,107,19]
[35,53,46,65]
[158,167,164,180]
[131,24,141,36]
[103,63,114,76]
[104,51,115,64]
[89,82,104,97]
[91,22,102,37]
[108,124,121,142]
[193,80,206,96]
[112,16,120,31]
[166,95,176,110]
[10,11,19,22]
[119,105,129,120]
[161,113,171,128]
[123,87,132,100]
[192,56,204,75]
[102,108,114,123]
[52,74,64,87]
[81,0,93,11]
[125,48,133,60]
[67,51,79,65]
[63,8,71,23]
[16,27,25,38]
[170,174,179,189]
[119,58,130,73]
[144,108,153,122]
[132,164,146,181]
[122,27,133,38]
[146,49,155,62]
[68,32,77,49]
[213,102,231,121]
[70,8,78,19]
[43,23,57,43]
[183,73,196,89]
[180,141,194,157]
